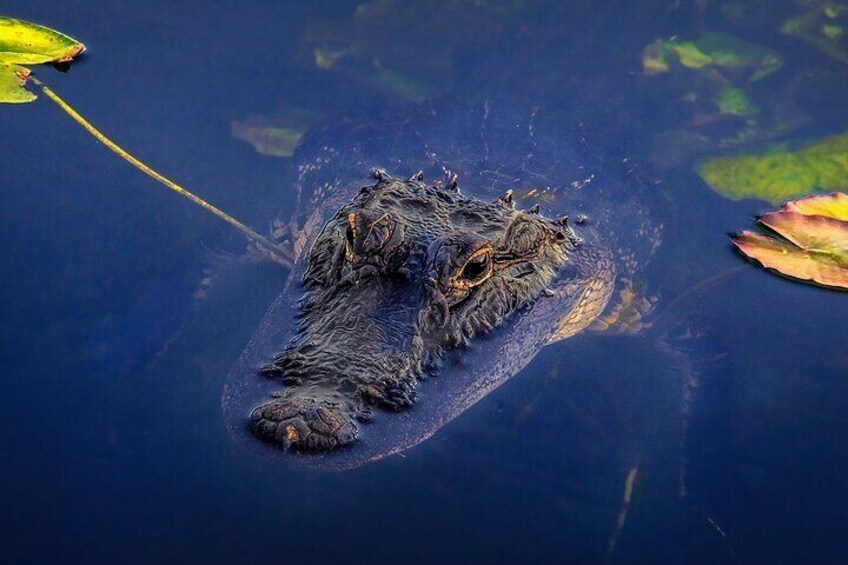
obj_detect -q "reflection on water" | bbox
[1,0,846,562]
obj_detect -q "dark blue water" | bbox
[2,1,847,563]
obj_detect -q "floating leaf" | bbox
[783,191,848,220]
[0,16,85,104]
[698,132,848,203]
[0,16,84,64]
[0,63,34,103]
[732,192,848,291]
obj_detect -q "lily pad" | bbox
[697,132,848,203]
[783,191,848,219]
[0,63,34,103]
[0,16,85,104]
[0,16,84,64]
[732,192,848,291]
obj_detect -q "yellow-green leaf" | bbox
[0,63,34,103]
[697,132,848,204]
[0,17,86,105]
[0,16,85,65]
[732,192,848,291]
[783,192,848,220]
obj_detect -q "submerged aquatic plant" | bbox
[231,108,322,158]
[642,32,783,81]
[0,15,291,266]
[641,31,796,146]
[782,2,848,63]
[733,192,848,291]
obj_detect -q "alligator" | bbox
[249,169,606,451]
[222,89,665,468]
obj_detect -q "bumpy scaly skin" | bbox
[249,172,580,452]
[250,395,358,451]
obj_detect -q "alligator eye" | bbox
[459,248,492,283]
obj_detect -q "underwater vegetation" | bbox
[642,32,783,81]
[782,2,848,62]
[231,108,322,158]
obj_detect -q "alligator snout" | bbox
[249,393,359,452]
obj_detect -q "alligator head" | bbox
[249,171,581,453]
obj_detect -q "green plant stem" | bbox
[31,76,293,268]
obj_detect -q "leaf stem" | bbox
[30,76,293,268]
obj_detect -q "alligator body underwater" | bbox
[221,82,666,469]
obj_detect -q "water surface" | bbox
[2,1,847,562]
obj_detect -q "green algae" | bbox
[697,132,848,203]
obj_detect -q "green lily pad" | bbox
[0,16,85,104]
[0,63,34,103]
[697,132,848,203]
[0,16,84,65]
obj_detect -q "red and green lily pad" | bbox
[733,192,848,291]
